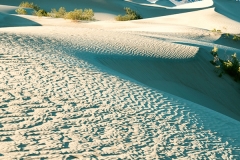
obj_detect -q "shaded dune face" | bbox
[98,48,240,122]
[213,0,240,23]
[0,13,41,27]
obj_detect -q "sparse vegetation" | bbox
[224,33,230,38]
[233,34,240,41]
[210,46,240,81]
[15,8,27,15]
[222,53,240,81]
[211,28,221,33]
[19,1,40,11]
[16,1,95,21]
[211,28,240,42]
[64,9,94,20]
[115,7,142,21]
[33,9,48,17]
[48,7,67,18]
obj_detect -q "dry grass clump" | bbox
[15,1,95,20]
[64,9,94,20]
[116,7,142,21]
[211,28,240,41]
[15,8,27,15]
[210,46,240,81]
[233,35,240,41]
[16,1,47,17]
[33,9,48,17]
[19,1,40,11]
[48,7,67,18]
[223,53,240,81]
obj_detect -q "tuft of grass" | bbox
[33,9,48,17]
[48,7,67,18]
[19,1,40,11]
[115,7,142,21]
[224,33,230,38]
[210,46,240,81]
[233,35,240,41]
[211,46,218,57]
[222,53,240,81]
[17,2,95,21]
[15,8,27,15]
[64,9,94,21]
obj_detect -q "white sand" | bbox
[0,0,240,159]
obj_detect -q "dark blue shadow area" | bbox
[155,0,176,7]
[0,13,41,27]
[213,0,240,23]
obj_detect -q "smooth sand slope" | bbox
[0,0,240,159]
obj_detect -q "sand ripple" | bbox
[0,32,240,159]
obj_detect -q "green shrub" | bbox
[115,7,142,21]
[64,9,94,20]
[212,28,221,33]
[17,2,95,21]
[33,9,47,17]
[15,8,27,15]
[19,1,40,11]
[210,46,240,81]
[48,7,67,18]
[233,35,240,41]
[211,46,218,57]
[224,33,230,38]
[222,53,240,81]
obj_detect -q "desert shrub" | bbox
[222,53,240,81]
[233,35,240,41]
[64,9,94,20]
[115,7,142,21]
[210,46,219,65]
[15,8,27,15]
[17,2,95,20]
[211,46,218,57]
[210,47,240,81]
[224,33,230,38]
[19,1,40,11]
[48,7,67,18]
[211,28,221,33]
[33,9,47,17]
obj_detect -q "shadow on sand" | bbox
[0,13,41,27]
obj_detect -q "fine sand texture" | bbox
[0,0,240,159]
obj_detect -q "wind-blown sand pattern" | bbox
[0,0,240,159]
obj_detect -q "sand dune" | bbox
[214,0,240,23]
[0,0,240,159]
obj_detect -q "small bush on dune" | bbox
[211,28,240,42]
[211,28,221,33]
[210,46,240,81]
[210,46,220,65]
[116,7,142,21]
[223,53,240,81]
[233,35,240,41]
[64,9,94,20]
[19,1,40,11]
[16,1,95,21]
[48,7,67,18]
[33,9,48,17]
[15,8,27,15]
